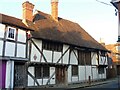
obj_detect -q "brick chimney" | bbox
[51,0,58,21]
[22,1,34,22]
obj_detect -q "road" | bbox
[69,78,120,90]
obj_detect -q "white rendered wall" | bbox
[72,76,78,82]
[91,52,98,65]
[92,66,98,80]
[0,40,3,56]
[5,42,15,57]
[0,23,5,38]
[31,39,42,62]
[99,56,108,65]
[85,66,92,80]
[17,29,26,43]
[17,44,26,58]
[68,65,72,83]
[53,51,62,63]
[42,50,52,63]
[78,66,86,82]
[50,67,55,84]
[31,43,41,62]
[70,50,78,65]
[28,67,35,86]
[63,45,69,64]
[5,61,14,88]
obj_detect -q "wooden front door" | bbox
[56,66,66,84]
[14,63,26,88]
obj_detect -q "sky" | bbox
[0,0,118,45]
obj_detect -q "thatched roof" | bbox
[0,13,33,31]
[31,11,107,51]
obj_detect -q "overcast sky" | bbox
[0,0,118,44]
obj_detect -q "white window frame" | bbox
[7,26,16,40]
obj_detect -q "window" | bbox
[7,27,16,40]
[42,41,63,52]
[78,50,91,65]
[72,65,78,76]
[35,66,49,79]
[98,67,104,74]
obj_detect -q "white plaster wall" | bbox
[31,39,42,62]
[0,23,5,38]
[99,56,105,65]
[72,76,78,82]
[50,67,55,84]
[53,52,62,63]
[31,43,41,62]
[33,39,42,50]
[70,50,78,65]
[63,45,69,64]
[78,66,86,81]
[16,44,26,58]
[28,67,35,86]
[43,79,48,85]
[92,66,98,80]
[5,42,15,57]
[86,66,92,80]
[42,50,52,63]
[5,61,14,88]
[17,29,26,43]
[0,40,3,56]
[68,65,72,83]
[36,79,42,86]
[36,79,48,85]
[91,52,98,65]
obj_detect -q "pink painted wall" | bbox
[0,61,6,89]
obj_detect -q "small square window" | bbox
[7,27,16,40]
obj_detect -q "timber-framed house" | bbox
[25,0,108,87]
[0,0,109,88]
[0,13,33,88]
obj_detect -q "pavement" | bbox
[48,78,118,89]
[25,77,119,89]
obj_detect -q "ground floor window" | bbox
[98,67,104,74]
[72,65,78,76]
[35,65,49,79]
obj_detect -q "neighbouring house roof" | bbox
[31,10,108,51]
[0,13,33,31]
[106,44,118,54]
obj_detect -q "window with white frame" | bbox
[7,27,16,40]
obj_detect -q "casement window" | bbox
[78,50,91,65]
[42,41,63,52]
[35,66,49,79]
[7,27,16,40]
[72,65,78,76]
[98,67,104,74]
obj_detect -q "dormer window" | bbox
[7,27,16,40]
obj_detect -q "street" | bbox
[68,78,120,90]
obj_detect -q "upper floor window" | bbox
[42,41,63,52]
[7,27,16,40]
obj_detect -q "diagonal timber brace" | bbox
[31,39,48,63]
